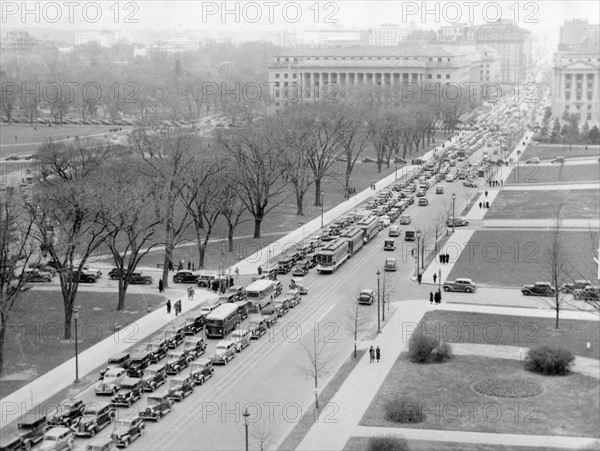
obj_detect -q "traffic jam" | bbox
[4,104,523,451]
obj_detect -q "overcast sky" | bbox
[1,1,598,34]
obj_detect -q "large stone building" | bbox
[267,45,500,112]
[367,24,410,46]
[552,22,600,125]
[474,19,531,83]
[1,31,37,52]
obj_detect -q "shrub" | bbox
[384,396,424,424]
[367,435,411,451]
[408,332,452,363]
[431,341,453,362]
[525,346,575,375]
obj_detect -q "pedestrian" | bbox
[376,346,381,363]
[258,265,263,275]
[168,260,174,271]
[187,287,192,301]
[479,202,482,209]
[158,279,164,293]
[501,179,503,186]
[445,253,450,264]
[435,289,442,304]
[229,276,234,287]
[486,201,490,209]
[433,273,437,284]
[189,287,195,300]
[485,190,488,197]
[369,346,374,363]
[440,254,445,264]
[178,299,182,314]
[187,261,191,270]
[430,292,434,304]
[192,262,195,272]
[235,267,239,278]
[166,299,171,314]
[417,273,422,285]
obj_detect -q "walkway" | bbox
[501,182,600,191]
[0,288,219,428]
[294,300,600,451]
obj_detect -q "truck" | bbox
[404,230,416,242]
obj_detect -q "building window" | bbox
[576,93,581,100]
[275,82,280,87]
[284,82,288,87]
[566,93,570,100]
[588,92,593,100]
[588,113,592,120]
[438,58,442,62]
[437,74,441,79]
[447,58,451,62]
[285,58,289,62]
[446,74,450,79]
[293,74,297,78]
[275,73,280,78]
[284,73,288,78]
[275,102,280,106]
[588,104,592,109]
[428,74,432,79]
[429,58,433,62]
[276,91,280,98]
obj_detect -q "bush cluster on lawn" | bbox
[384,396,424,424]
[525,346,575,375]
[408,333,453,363]
[367,435,411,451]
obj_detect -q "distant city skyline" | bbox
[1,1,598,34]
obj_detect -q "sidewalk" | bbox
[0,288,219,428]
[419,229,474,284]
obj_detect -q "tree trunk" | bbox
[116,279,130,311]
[162,220,173,288]
[194,223,206,269]
[253,218,262,239]
[0,311,7,375]
[228,224,235,252]
[63,304,73,340]
[345,162,352,195]
[314,178,322,207]
[296,191,305,216]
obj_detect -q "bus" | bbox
[245,279,276,309]
[357,216,379,244]
[205,303,240,338]
[340,227,364,257]
[316,239,349,273]
[405,230,416,242]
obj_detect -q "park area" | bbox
[0,290,165,396]
[359,353,600,437]
[484,189,599,220]
[505,161,600,185]
[520,144,600,162]
[447,230,598,287]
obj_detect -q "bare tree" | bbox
[543,206,569,329]
[218,159,250,252]
[380,270,396,319]
[249,417,280,451]
[338,105,371,197]
[343,291,372,358]
[429,213,448,252]
[297,325,334,420]
[0,190,37,375]
[129,130,195,287]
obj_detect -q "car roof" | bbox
[456,278,473,283]
[45,426,71,436]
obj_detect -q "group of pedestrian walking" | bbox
[487,179,502,187]
[369,346,381,363]
[429,290,442,305]
[209,276,235,294]
[370,182,376,190]
[166,299,182,315]
[478,201,491,209]
[439,253,450,264]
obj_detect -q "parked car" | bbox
[560,280,592,293]
[111,416,146,448]
[47,399,85,428]
[140,363,167,392]
[283,289,301,307]
[230,329,252,352]
[261,306,279,327]
[443,278,477,293]
[273,298,290,316]
[384,257,397,272]
[168,375,194,401]
[111,377,143,408]
[172,271,200,284]
[38,427,74,451]
[447,217,469,227]
[165,327,185,349]
[213,340,237,365]
[379,215,391,228]
[358,289,375,305]
[126,350,151,378]
[165,351,188,375]
[574,286,600,301]
[521,282,555,296]
[129,273,153,284]
[525,157,540,164]
[190,358,215,386]
[72,402,114,437]
[289,278,308,295]
[247,319,268,339]
[15,412,48,449]
[139,392,173,422]
[99,353,131,378]
[463,180,478,188]
[22,269,53,283]
[183,337,206,360]
[95,367,127,395]
[145,340,168,363]
[85,438,118,451]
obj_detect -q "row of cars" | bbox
[521,281,599,300]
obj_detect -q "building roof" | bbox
[275,44,495,59]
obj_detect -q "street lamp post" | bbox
[452,193,456,233]
[320,192,324,228]
[243,408,250,451]
[376,270,381,334]
[416,230,421,279]
[73,307,80,384]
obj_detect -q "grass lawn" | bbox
[521,144,600,161]
[485,190,599,220]
[0,290,165,396]
[277,350,366,451]
[1,123,133,156]
[359,354,600,437]
[505,162,600,185]
[343,437,587,451]
[448,230,599,287]
[420,311,600,359]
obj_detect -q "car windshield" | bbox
[216,345,227,352]
[167,354,180,362]
[170,380,183,388]
[115,420,132,428]
[44,436,58,442]
[83,406,98,415]
[148,398,162,405]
